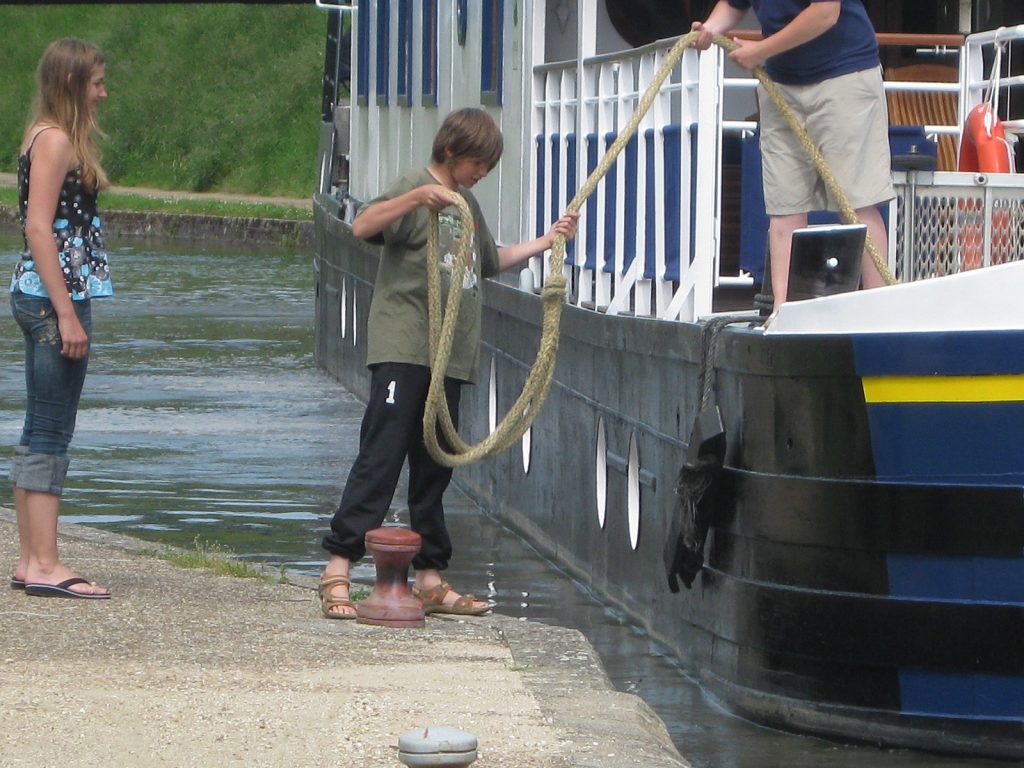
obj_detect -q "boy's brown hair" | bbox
[431,108,503,170]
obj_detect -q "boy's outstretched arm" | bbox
[351,184,456,240]
[497,212,580,272]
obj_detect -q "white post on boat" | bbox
[576,0,599,295]
[960,24,1024,133]
[594,60,617,311]
[577,10,597,310]
[650,46,673,319]
[634,50,656,317]
[611,56,635,313]
[577,0,602,309]
[527,3,545,293]
[693,42,723,316]
[663,41,722,321]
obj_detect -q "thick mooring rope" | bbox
[422,31,895,467]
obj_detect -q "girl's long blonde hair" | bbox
[27,38,108,192]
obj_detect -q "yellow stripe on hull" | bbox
[862,375,1024,404]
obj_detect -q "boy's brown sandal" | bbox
[413,581,491,616]
[319,574,357,620]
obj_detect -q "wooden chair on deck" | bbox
[885,63,959,171]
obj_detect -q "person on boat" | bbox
[691,0,894,312]
[319,108,578,619]
[9,39,113,599]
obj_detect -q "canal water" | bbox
[0,233,1003,768]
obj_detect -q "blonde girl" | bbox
[10,38,113,599]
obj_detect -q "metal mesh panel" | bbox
[893,172,1024,283]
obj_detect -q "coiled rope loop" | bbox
[423,31,895,467]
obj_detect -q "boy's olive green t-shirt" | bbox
[364,168,500,383]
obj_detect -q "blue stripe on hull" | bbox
[887,554,1024,603]
[900,670,1024,720]
[865,401,1024,485]
[854,332,1024,723]
[853,331,1024,376]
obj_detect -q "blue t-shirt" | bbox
[727,0,879,85]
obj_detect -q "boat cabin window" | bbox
[375,2,390,106]
[397,0,413,106]
[356,3,370,106]
[481,0,504,105]
[422,0,438,106]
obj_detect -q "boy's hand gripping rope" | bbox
[423,31,896,467]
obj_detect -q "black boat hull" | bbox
[314,198,1024,759]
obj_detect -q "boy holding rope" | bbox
[319,108,577,619]
[692,0,894,312]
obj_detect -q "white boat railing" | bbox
[890,25,1024,280]
[960,24,1024,135]
[334,6,1024,325]
[531,40,721,322]
[529,29,1024,323]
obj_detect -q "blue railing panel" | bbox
[535,135,546,239]
[585,134,599,270]
[624,133,638,272]
[663,124,683,282]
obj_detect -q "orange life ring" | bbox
[959,102,1012,173]
[957,103,1013,269]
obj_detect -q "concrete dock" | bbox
[0,511,687,768]
[1,175,687,767]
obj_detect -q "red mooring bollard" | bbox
[356,527,425,628]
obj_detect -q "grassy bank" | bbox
[0,186,310,222]
[0,5,326,198]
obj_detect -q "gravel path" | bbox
[0,512,687,768]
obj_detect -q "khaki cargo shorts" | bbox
[757,66,895,215]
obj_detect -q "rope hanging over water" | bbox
[423,31,896,467]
